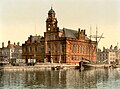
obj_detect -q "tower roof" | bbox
[48,7,55,14]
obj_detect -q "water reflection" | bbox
[0,68,120,89]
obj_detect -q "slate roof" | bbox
[61,28,90,40]
[62,28,77,38]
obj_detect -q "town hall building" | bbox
[22,7,97,64]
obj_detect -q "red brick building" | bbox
[22,35,45,63]
[22,7,97,64]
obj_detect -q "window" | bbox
[27,46,30,53]
[79,45,81,53]
[62,44,65,54]
[79,56,82,60]
[11,50,13,52]
[38,46,41,54]
[47,44,50,53]
[106,56,108,59]
[30,47,32,53]
[71,45,73,53]
[83,46,85,54]
[54,35,57,40]
[72,56,74,60]
[35,46,37,52]
[73,45,76,53]
[54,44,57,53]
[72,56,76,60]
[55,57,57,61]
[79,45,82,53]
[61,56,64,61]
[86,46,89,54]
[47,34,50,40]
[42,48,44,54]
[71,44,76,53]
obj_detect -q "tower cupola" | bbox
[48,7,55,18]
[46,7,58,32]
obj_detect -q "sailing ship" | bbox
[79,26,106,70]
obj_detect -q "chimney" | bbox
[84,30,85,35]
[78,28,80,32]
[14,42,16,48]
[2,42,4,48]
[78,28,81,39]
[81,30,83,35]
[8,40,10,45]
[17,42,20,46]
[14,42,16,45]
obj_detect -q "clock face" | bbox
[48,28,50,31]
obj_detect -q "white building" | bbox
[0,41,22,63]
[97,45,120,64]
[0,47,10,63]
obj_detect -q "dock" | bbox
[0,63,79,71]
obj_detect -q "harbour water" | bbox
[0,68,120,89]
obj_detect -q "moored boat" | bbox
[79,61,108,70]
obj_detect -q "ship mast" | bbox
[89,25,104,63]
[89,25,92,61]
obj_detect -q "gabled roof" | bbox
[28,35,43,43]
[31,36,41,43]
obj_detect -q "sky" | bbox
[0,0,120,49]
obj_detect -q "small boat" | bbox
[51,66,64,70]
[79,61,105,70]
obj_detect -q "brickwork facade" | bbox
[22,7,97,64]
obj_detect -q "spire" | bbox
[51,4,53,9]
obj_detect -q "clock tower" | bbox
[46,7,58,32]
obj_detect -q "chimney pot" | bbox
[78,28,80,32]
[2,42,4,48]
[8,40,10,45]
[84,30,85,34]
[17,42,20,46]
